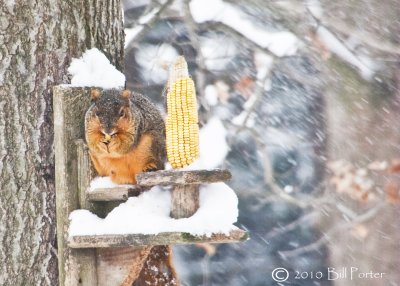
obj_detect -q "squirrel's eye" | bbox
[95,112,99,117]
[119,110,125,117]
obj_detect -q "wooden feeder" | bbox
[54,60,248,286]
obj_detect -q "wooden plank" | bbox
[68,229,249,248]
[86,169,230,203]
[87,186,143,201]
[170,184,199,218]
[75,249,98,286]
[97,247,152,286]
[75,139,98,286]
[76,139,96,209]
[54,86,93,286]
[136,169,232,186]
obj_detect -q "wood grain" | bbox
[136,169,232,186]
[69,229,249,248]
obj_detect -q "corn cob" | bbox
[166,56,199,169]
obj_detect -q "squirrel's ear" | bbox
[121,90,132,98]
[91,89,101,101]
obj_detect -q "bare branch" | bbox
[182,0,208,108]
[278,202,386,259]
[125,0,175,52]
[199,21,278,58]
[265,211,319,240]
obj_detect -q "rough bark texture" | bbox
[0,1,124,285]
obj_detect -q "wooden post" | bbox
[170,185,200,218]
[137,170,232,219]
[54,86,93,286]
[75,140,98,286]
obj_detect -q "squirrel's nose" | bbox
[104,134,111,141]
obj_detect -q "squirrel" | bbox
[85,88,179,286]
[85,88,166,184]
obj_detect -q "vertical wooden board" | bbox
[75,139,98,285]
[170,185,200,219]
[76,139,95,210]
[54,86,93,286]
[97,247,152,286]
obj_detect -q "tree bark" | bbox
[0,1,124,285]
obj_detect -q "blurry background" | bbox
[122,0,400,285]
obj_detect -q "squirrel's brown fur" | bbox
[85,89,178,286]
[85,88,166,184]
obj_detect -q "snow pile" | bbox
[306,0,323,19]
[88,176,135,192]
[316,27,376,80]
[183,116,229,170]
[68,48,125,88]
[190,0,299,57]
[200,36,238,71]
[204,84,219,106]
[69,182,239,236]
[125,26,144,48]
[135,43,179,84]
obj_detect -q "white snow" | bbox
[68,48,125,88]
[69,182,239,236]
[284,185,294,193]
[263,127,300,148]
[306,0,323,19]
[88,176,135,192]
[124,6,159,47]
[135,43,179,84]
[190,0,299,57]
[122,0,150,10]
[200,36,238,71]
[254,51,274,80]
[204,85,219,106]
[125,26,144,48]
[186,117,229,170]
[316,27,376,80]
[138,7,159,25]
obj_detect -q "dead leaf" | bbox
[351,224,369,239]
[234,76,255,98]
[384,182,400,204]
[367,161,388,171]
[388,159,400,174]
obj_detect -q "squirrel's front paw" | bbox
[143,162,158,172]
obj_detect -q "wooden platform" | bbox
[86,169,232,202]
[54,86,249,286]
[68,229,248,248]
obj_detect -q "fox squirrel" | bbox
[85,88,166,184]
[85,88,178,286]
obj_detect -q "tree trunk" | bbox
[0,1,124,285]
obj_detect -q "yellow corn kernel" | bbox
[166,56,200,169]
